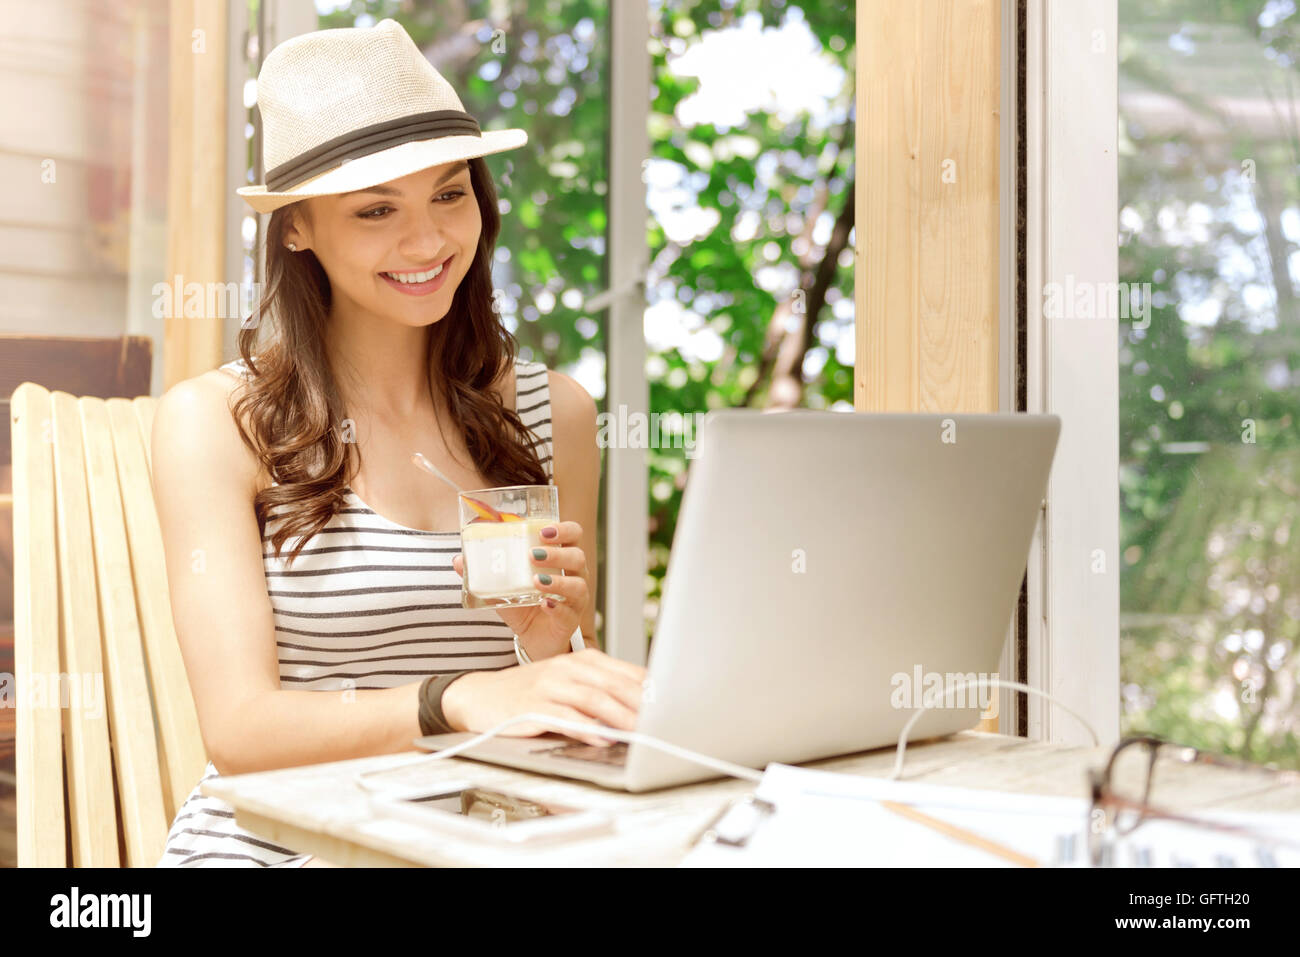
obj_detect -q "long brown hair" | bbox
[232,156,548,564]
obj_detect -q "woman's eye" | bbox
[357,192,464,220]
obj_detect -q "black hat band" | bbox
[265,109,482,193]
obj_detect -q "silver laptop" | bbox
[415,409,1060,792]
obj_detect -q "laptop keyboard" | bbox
[531,740,629,766]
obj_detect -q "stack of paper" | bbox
[681,763,1300,867]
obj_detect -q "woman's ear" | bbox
[283,206,312,253]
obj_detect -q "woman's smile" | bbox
[379,254,454,296]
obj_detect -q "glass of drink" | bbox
[458,485,563,609]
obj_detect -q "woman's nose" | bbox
[398,205,450,259]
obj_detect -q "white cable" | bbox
[352,711,764,794]
[889,677,1100,780]
[514,628,585,664]
[352,678,1097,795]
[513,635,532,665]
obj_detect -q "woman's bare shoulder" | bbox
[152,368,263,497]
[545,368,597,432]
[545,368,599,485]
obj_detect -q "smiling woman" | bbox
[238,153,540,561]
[151,17,644,867]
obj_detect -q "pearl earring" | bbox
[287,243,297,251]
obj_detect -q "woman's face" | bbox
[286,159,481,327]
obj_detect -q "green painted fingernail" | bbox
[537,573,552,585]
[532,548,547,560]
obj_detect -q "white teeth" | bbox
[384,263,444,284]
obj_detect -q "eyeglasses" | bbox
[1086,735,1300,867]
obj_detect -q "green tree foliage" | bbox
[642,0,854,642]
[1119,0,1299,765]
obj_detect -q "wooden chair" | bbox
[0,334,156,839]
[11,383,206,866]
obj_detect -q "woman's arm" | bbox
[152,372,425,776]
[545,369,601,649]
[154,367,638,767]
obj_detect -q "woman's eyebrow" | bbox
[342,162,470,199]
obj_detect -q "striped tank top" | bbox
[157,355,554,866]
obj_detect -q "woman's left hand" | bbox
[452,520,590,659]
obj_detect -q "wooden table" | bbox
[201,731,1300,867]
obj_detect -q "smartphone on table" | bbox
[368,780,614,846]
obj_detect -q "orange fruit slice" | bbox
[460,495,504,521]
[460,495,525,523]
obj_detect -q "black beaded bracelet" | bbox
[418,672,470,736]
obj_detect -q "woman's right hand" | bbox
[440,648,648,747]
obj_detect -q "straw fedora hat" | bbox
[236,18,527,214]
